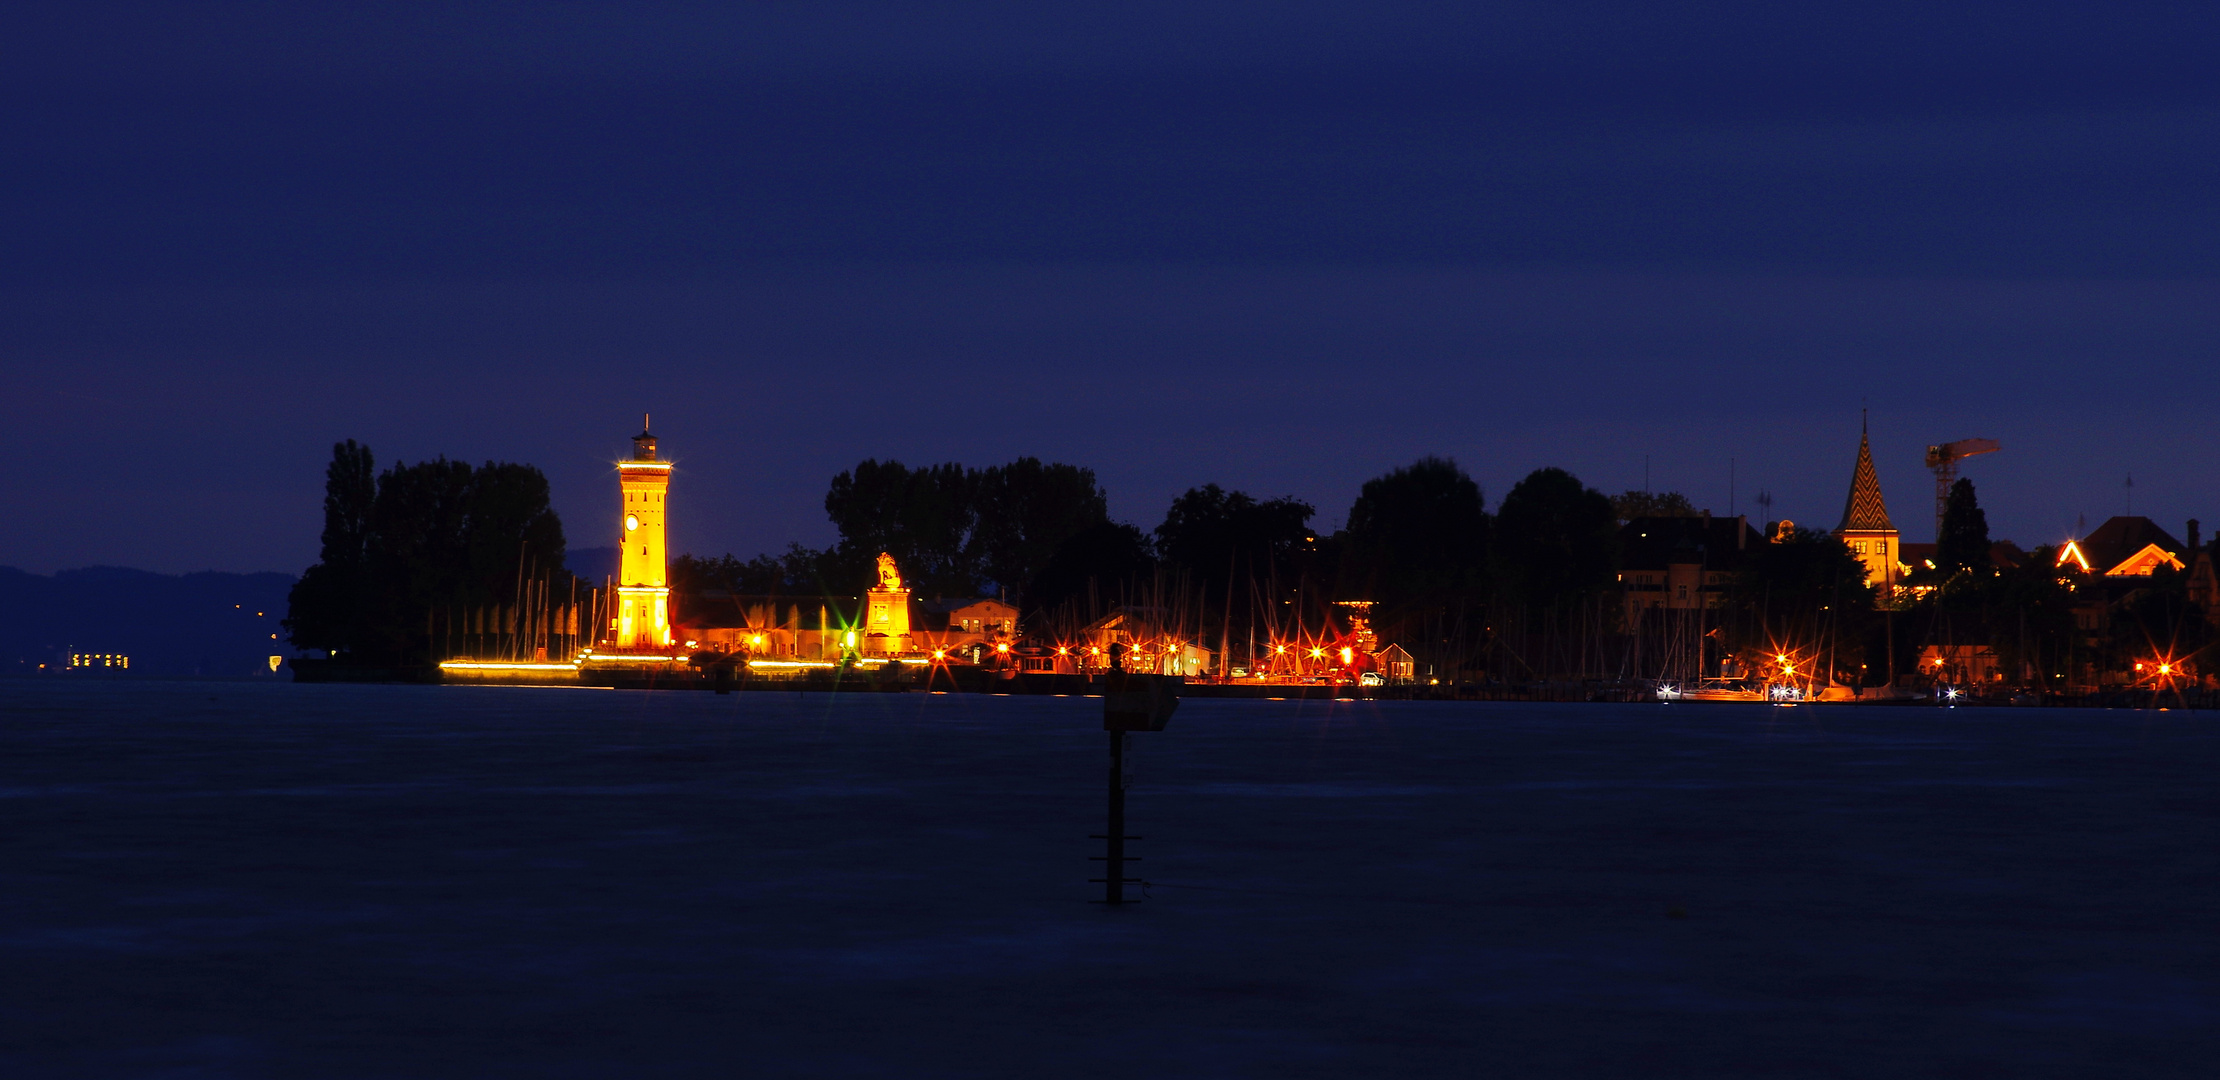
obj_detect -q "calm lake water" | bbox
[2,681,2214,1078]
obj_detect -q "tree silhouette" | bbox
[1935,477,1992,576]
[1609,489,1697,521]
[1493,467,1618,611]
[1153,484,1315,605]
[1341,457,1490,613]
[821,457,1108,598]
[970,458,1109,603]
[284,443,569,663]
[1024,521,1156,618]
[283,440,376,653]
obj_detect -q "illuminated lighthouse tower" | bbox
[613,418,674,650]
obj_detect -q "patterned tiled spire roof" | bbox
[1836,431,1895,533]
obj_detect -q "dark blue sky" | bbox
[5,2,2218,574]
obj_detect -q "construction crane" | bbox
[1925,438,2001,540]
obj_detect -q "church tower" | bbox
[1833,420,1899,599]
[613,418,673,650]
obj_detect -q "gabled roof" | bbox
[2109,544,2186,577]
[1835,431,1895,534]
[2064,516,2185,575]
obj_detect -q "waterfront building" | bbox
[1916,642,2002,686]
[1617,513,1762,622]
[1833,428,1900,597]
[612,423,674,651]
[2058,517,2198,669]
[1068,608,1214,677]
[2032,516,2220,687]
[684,599,859,660]
[1373,643,1418,684]
[678,554,1022,663]
[914,597,1020,661]
[2056,516,2189,578]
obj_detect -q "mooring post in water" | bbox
[1102,730,1130,903]
[1092,642,1178,905]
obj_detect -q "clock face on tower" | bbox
[625,514,640,532]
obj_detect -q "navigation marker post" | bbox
[1091,643,1181,905]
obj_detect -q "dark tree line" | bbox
[819,457,1110,600]
[676,457,1123,609]
[680,454,1643,676]
[670,452,2194,687]
[286,440,570,663]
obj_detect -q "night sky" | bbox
[6,3,2218,576]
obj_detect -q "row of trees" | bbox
[683,457,2208,688]
[678,454,1722,679]
[680,456,1632,613]
[671,457,1113,604]
[285,441,571,663]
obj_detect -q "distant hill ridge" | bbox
[0,565,297,677]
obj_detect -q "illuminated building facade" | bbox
[2055,516,2188,578]
[678,556,1018,663]
[687,600,859,660]
[1833,428,1899,597]
[2058,517,2198,669]
[613,423,674,651]
[1617,513,1761,621]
